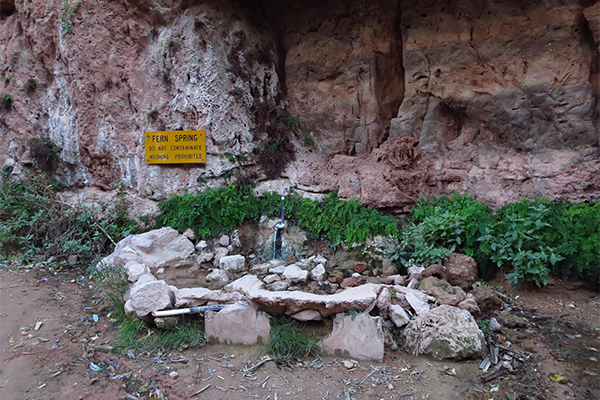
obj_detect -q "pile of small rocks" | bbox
[98,228,512,363]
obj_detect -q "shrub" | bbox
[398,194,599,287]
[0,171,139,264]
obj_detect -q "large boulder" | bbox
[205,302,270,345]
[321,313,384,361]
[443,253,478,290]
[403,305,485,360]
[124,280,173,317]
[99,227,195,272]
[282,264,309,283]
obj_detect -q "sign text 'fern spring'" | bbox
[145,130,206,164]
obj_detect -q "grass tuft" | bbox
[265,315,320,363]
[116,317,206,353]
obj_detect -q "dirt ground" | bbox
[1,264,599,400]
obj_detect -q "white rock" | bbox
[250,263,272,274]
[403,305,485,360]
[405,291,431,315]
[321,313,384,361]
[263,274,281,284]
[218,235,230,247]
[174,287,244,308]
[376,287,391,319]
[268,265,286,274]
[267,281,290,291]
[197,252,214,263]
[226,275,383,317]
[195,240,208,252]
[99,227,194,272]
[206,269,231,285]
[282,265,309,283]
[407,278,420,289]
[290,309,322,321]
[127,280,172,317]
[205,302,270,345]
[133,273,157,287]
[125,262,149,283]
[219,255,246,272]
[231,230,242,248]
[313,254,327,266]
[213,247,229,267]
[488,318,502,332]
[183,229,195,241]
[169,371,179,379]
[408,265,425,279]
[310,264,326,281]
[389,304,410,327]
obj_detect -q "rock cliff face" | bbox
[0,0,598,210]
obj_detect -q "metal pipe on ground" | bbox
[152,305,225,318]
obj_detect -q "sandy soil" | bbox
[1,265,598,400]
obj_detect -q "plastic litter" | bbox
[89,362,102,372]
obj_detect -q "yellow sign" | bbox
[145,130,206,164]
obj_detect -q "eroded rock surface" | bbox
[99,228,194,272]
[321,313,385,361]
[205,302,270,345]
[226,275,382,317]
[403,305,485,360]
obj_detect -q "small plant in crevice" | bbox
[264,315,320,364]
[60,0,81,34]
[24,78,38,92]
[2,76,10,85]
[1,93,13,110]
[476,319,492,337]
[222,152,247,164]
[29,136,61,173]
[252,109,298,180]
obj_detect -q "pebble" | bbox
[169,371,179,379]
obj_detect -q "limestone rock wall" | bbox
[0,0,598,210]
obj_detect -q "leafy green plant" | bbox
[399,194,598,287]
[1,93,13,110]
[158,187,399,246]
[2,76,10,84]
[0,171,139,264]
[24,78,38,92]
[222,152,247,163]
[476,319,492,336]
[265,315,320,363]
[158,185,261,239]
